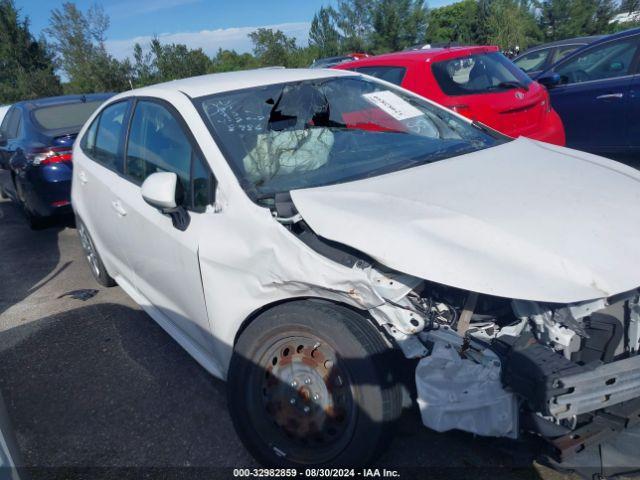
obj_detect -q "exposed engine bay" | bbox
[272,194,640,466]
[379,271,640,466]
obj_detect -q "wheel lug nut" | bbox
[304,378,312,385]
[291,380,298,388]
[303,406,310,414]
[312,394,320,401]
[289,398,296,405]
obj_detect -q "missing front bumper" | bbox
[550,354,640,420]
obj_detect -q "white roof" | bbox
[133,68,356,99]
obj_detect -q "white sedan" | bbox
[71,68,640,468]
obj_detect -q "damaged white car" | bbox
[71,68,640,468]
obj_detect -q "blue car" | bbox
[0,94,112,228]
[513,35,604,79]
[537,28,640,157]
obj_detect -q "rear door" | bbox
[114,97,217,355]
[545,35,640,153]
[74,99,133,279]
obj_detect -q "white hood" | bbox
[291,138,640,303]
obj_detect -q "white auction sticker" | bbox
[362,90,424,121]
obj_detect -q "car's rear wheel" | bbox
[14,179,45,229]
[77,217,116,287]
[228,300,402,467]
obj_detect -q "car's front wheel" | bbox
[228,300,402,467]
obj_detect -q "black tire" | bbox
[14,179,45,229]
[76,217,116,287]
[228,300,402,467]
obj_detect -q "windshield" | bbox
[195,76,507,199]
[432,52,532,96]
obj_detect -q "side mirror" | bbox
[0,131,7,147]
[537,73,561,88]
[141,172,190,231]
[141,172,178,210]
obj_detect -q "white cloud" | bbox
[105,21,311,60]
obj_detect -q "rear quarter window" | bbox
[80,101,129,173]
[32,101,104,131]
[352,66,407,86]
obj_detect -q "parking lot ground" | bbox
[0,171,573,480]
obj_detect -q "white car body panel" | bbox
[72,78,397,377]
[71,68,640,382]
[0,105,10,126]
[291,137,640,303]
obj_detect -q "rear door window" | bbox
[514,49,551,73]
[81,101,129,172]
[432,52,532,96]
[353,66,407,85]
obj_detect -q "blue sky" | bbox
[18,0,455,60]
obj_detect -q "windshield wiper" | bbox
[491,81,529,91]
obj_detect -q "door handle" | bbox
[596,93,624,100]
[111,200,127,217]
[78,171,88,185]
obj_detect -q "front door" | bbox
[114,98,216,354]
[547,35,640,154]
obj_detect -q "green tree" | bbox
[0,0,61,103]
[476,0,494,43]
[46,2,131,93]
[248,28,298,66]
[131,42,155,87]
[537,0,616,40]
[149,38,211,82]
[309,6,341,57]
[488,0,540,49]
[211,48,259,72]
[370,0,428,52]
[333,0,374,52]
[425,0,479,44]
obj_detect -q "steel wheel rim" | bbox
[78,223,100,278]
[251,333,357,463]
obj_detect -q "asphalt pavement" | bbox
[0,171,573,479]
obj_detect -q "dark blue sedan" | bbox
[537,28,640,157]
[0,94,112,228]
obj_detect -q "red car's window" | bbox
[432,52,532,96]
[351,66,407,86]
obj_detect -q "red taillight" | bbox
[28,146,72,166]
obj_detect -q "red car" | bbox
[333,46,565,145]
